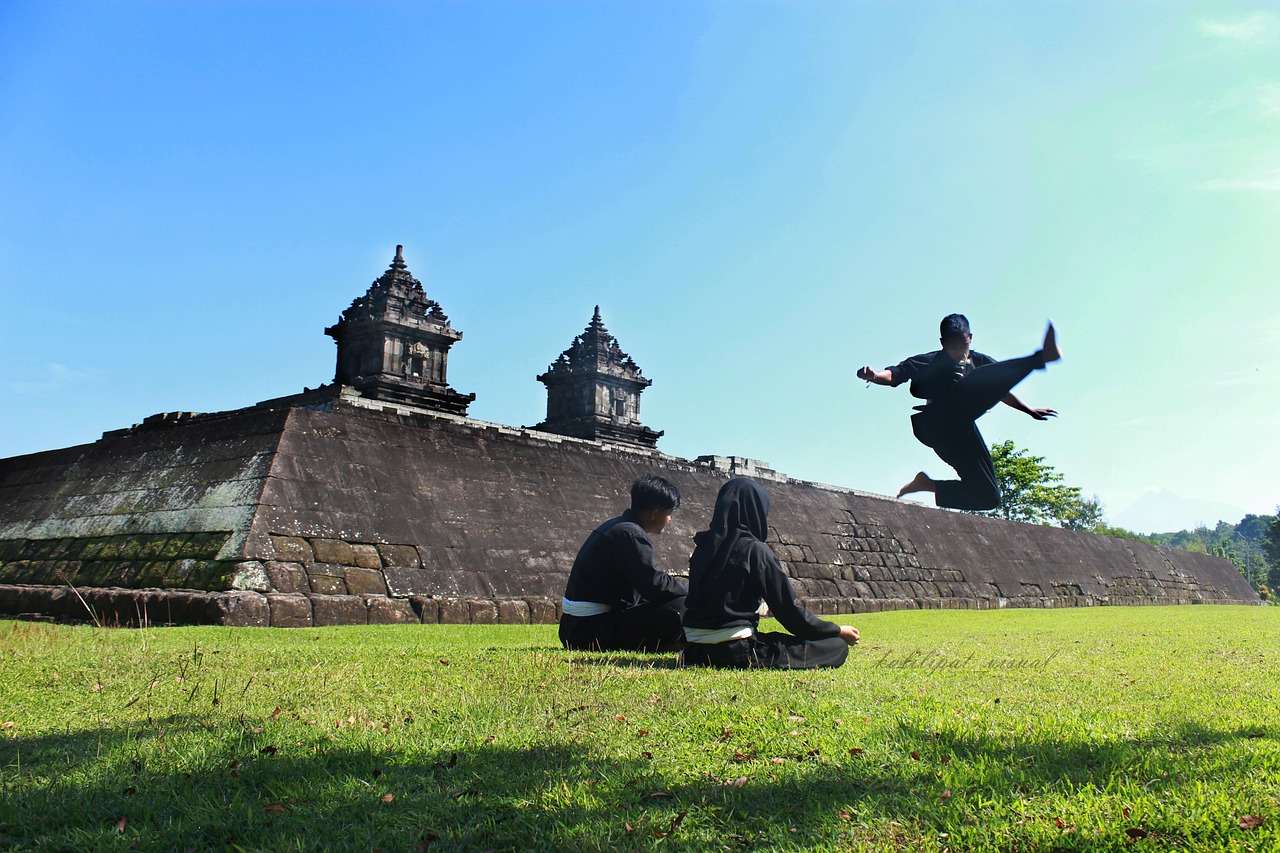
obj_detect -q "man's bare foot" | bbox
[897,471,936,498]
[1040,322,1061,363]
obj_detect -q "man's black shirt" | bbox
[562,509,688,609]
[887,349,996,401]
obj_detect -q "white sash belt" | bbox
[684,625,754,644]
[561,598,613,617]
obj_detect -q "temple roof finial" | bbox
[392,245,405,269]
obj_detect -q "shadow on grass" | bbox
[1,716,1275,851]
[559,651,683,669]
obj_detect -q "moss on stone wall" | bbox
[0,534,234,590]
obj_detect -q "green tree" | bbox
[1258,510,1280,567]
[1094,524,1155,543]
[1148,515,1276,592]
[972,440,1096,528]
[1061,495,1106,531]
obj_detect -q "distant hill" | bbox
[1112,488,1249,535]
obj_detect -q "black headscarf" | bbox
[688,478,770,583]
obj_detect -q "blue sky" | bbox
[2,1,1278,533]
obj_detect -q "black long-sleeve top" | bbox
[888,349,995,400]
[684,538,840,640]
[562,509,688,610]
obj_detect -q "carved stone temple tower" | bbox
[535,307,663,448]
[324,246,475,414]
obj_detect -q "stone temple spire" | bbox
[324,246,475,414]
[534,307,662,448]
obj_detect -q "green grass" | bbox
[1,606,1278,851]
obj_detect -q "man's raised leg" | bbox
[949,323,1059,421]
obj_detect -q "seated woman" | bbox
[682,477,860,669]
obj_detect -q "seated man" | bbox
[558,474,688,652]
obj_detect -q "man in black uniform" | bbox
[558,474,688,652]
[857,314,1060,511]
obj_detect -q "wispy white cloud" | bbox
[2,362,97,395]
[1199,12,1279,42]
[1258,82,1280,116]
[1114,415,1158,430]
[1196,169,1280,192]
[1209,369,1271,388]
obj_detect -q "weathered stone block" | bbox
[164,590,214,624]
[35,585,72,619]
[307,574,346,595]
[267,594,313,628]
[230,560,271,592]
[133,589,172,625]
[497,599,530,624]
[270,535,314,563]
[167,559,231,590]
[264,561,309,593]
[526,597,557,624]
[382,566,431,597]
[156,535,187,560]
[366,596,417,624]
[437,598,469,624]
[1,560,34,584]
[208,591,269,627]
[98,588,138,624]
[344,567,388,596]
[311,594,367,626]
[190,532,231,560]
[468,599,499,624]
[410,595,440,624]
[377,544,421,569]
[350,543,382,569]
[1,584,33,615]
[311,538,355,566]
[305,561,345,578]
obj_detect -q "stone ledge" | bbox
[0,584,571,627]
[0,584,1263,628]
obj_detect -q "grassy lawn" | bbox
[1,606,1278,851]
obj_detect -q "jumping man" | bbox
[857,314,1061,511]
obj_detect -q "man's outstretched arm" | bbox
[857,366,894,386]
[1001,392,1057,421]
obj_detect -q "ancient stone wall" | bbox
[0,402,1259,626]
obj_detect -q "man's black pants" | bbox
[559,597,686,652]
[682,631,849,670]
